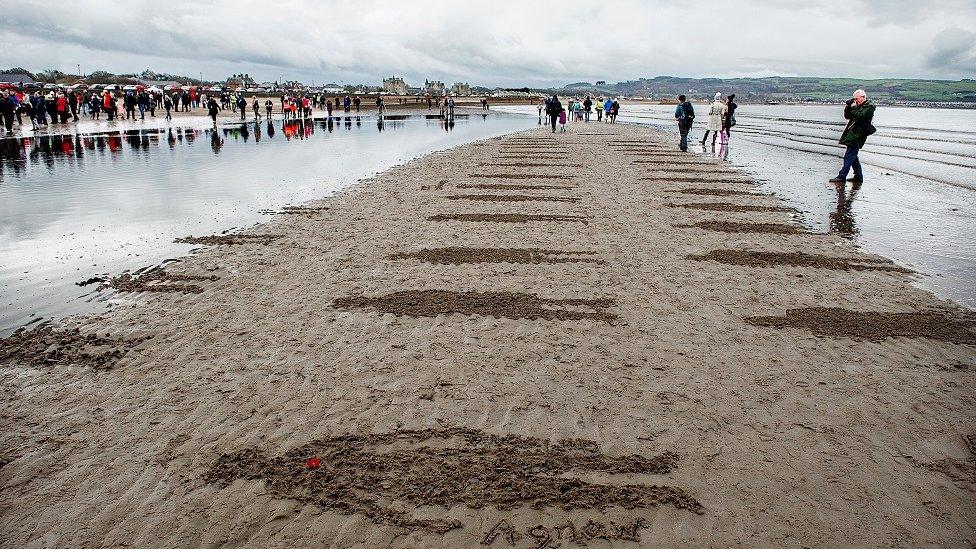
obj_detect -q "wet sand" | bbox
[1,124,974,548]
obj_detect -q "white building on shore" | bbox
[451,82,471,96]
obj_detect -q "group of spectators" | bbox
[0,86,398,132]
[539,95,619,132]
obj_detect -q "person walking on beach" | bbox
[603,98,613,123]
[252,97,260,119]
[674,94,695,151]
[829,89,875,184]
[207,96,219,127]
[375,96,384,116]
[265,98,273,119]
[583,96,592,122]
[0,91,15,133]
[558,107,567,132]
[701,92,723,148]
[595,98,603,122]
[546,95,562,133]
[138,90,149,120]
[609,99,620,123]
[164,94,173,120]
[236,95,247,120]
[722,93,737,142]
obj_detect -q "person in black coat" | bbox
[546,95,562,133]
[0,91,16,132]
[722,93,737,141]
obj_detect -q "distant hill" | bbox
[564,76,976,104]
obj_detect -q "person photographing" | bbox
[829,89,875,184]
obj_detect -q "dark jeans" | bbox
[678,120,693,150]
[550,114,557,132]
[837,145,863,180]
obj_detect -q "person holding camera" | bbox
[829,89,876,184]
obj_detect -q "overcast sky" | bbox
[1,0,974,86]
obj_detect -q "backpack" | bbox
[682,102,695,120]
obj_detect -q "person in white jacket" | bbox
[700,92,724,148]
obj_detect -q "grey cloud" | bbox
[926,27,976,70]
[1,0,974,85]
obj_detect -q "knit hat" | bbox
[714,92,722,100]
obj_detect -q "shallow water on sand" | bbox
[499,103,976,309]
[0,113,536,335]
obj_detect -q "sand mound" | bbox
[0,326,148,369]
[672,189,762,196]
[689,250,911,272]
[680,221,804,234]
[456,183,574,191]
[102,269,219,294]
[175,234,282,245]
[332,290,616,322]
[469,173,572,180]
[747,308,976,344]
[445,194,580,203]
[667,202,793,213]
[389,247,604,265]
[428,213,588,224]
[487,162,583,168]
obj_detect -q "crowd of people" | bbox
[538,95,620,132]
[2,85,876,185]
[0,87,411,133]
[672,92,738,152]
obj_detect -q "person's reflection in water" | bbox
[240,122,250,143]
[829,181,861,239]
[326,118,334,133]
[355,116,361,128]
[253,121,262,142]
[345,117,352,129]
[167,128,176,148]
[443,118,455,132]
[266,120,275,139]
[210,130,224,155]
[377,118,384,132]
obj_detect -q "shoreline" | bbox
[1,123,974,547]
[0,109,535,336]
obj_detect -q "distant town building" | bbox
[383,76,408,95]
[424,79,446,96]
[451,82,471,96]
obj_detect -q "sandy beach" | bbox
[1,123,974,548]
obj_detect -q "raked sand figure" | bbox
[205,428,703,536]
